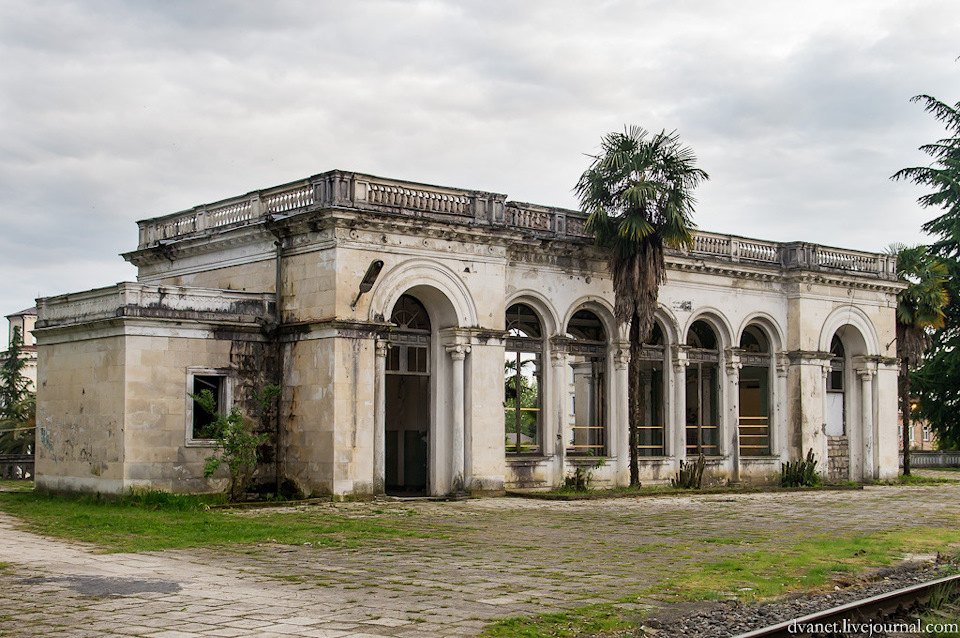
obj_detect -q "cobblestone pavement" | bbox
[1,480,959,638]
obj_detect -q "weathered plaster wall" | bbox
[167,261,276,294]
[122,333,234,493]
[280,335,336,496]
[35,332,127,494]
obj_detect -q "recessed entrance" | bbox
[385,294,431,496]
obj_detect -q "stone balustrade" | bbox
[36,283,276,329]
[132,170,897,279]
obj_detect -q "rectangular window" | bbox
[504,350,541,454]
[567,354,606,456]
[186,368,231,443]
[738,367,771,456]
[828,360,844,392]
[923,426,931,442]
[686,362,720,456]
[638,364,664,457]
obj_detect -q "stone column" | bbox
[858,366,876,481]
[775,357,789,459]
[374,339,388,494]
[447,343,470,493]
[551,349,568,485]
[672,347,690,467]
[726,353,743,484]
[821,362,832,469]
[614,346,630,479]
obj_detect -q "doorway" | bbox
[385,295,431,495]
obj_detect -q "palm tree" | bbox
[889,244,948,475]
[576,126,708,486]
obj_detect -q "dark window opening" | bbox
[192,375,224,439]
[566,309,607,456]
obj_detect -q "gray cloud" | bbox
[1,0,958,316]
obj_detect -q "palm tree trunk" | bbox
[629,312,642,487]
[900,360,911,477]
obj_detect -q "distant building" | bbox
[899,407,938,452]
[2,307,37,390]
[34,170,904,497]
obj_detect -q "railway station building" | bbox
[33,170,904,497]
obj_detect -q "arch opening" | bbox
[739,325,773,456]
[384,294,431,495]
[566,309,607,456]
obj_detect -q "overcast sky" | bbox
[1,0,958,319]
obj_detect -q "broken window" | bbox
[504,304,542,454]
[188,371,230,441]
[566,309,607,457]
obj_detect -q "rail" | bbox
[132,170,898,279]
[734,573,960,637]
[36,283,276,329]
[901,450,960,468]
[0,454,33,480]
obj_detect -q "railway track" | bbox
[733,572,960,637]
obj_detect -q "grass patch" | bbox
[0,490,431,553]
[0,480,33,493]
[483,603,637,637]
[646,527,960,602]
[892,474,958,485]
[914,584,960,637]
[523,482,862,500]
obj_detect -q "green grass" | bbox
[0,490,432,552]
[483,603,637,637]
[647,527,960,602]
[914,585,960,637]
[0,480,33,492]
[893,474,958,485]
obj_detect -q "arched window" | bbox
[504,304,542,454]
[566,309,607,456]
[739,325,771,456]
[387,294,430,373]
[686,320,720,456]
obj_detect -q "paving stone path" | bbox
[1,480,959,637]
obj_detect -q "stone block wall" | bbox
[827,435,849,482]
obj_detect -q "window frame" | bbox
[185,367,233,446]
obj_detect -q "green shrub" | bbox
[781,448,820,487]
[673,454,706,489]
[194,385,279,501]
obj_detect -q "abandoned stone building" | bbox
[34,170,903,497]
